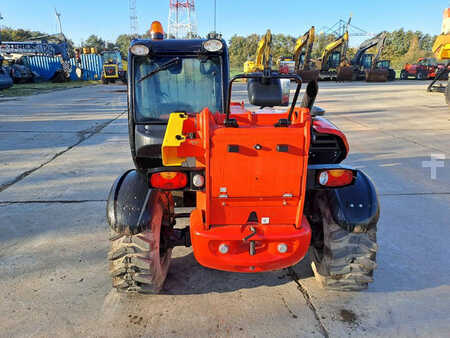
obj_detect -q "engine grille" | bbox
[104,66,117,76]
[308,132,345,164]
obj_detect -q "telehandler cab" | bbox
[107,22,379,294]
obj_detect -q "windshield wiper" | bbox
[137,57,181,83]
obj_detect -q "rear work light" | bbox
[318,169,354,187]
[150,172,187,190]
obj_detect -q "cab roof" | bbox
[130,38,226,55]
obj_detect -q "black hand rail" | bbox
[225,73,303,127]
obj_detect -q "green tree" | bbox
[115,34,133,60]
[0,27,47,42]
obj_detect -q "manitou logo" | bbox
[422,153,446,179]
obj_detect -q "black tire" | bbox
[446,79,449,106]
[121,71,128,85]
[417,71,425,80]
[102,76,108,84]
[108,192,173,294]
[310,193,378,291]
[388,69,396,81]
[400,70,408,80]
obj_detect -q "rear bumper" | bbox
[190,209,311,272]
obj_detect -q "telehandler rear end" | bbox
[106,22,379,294]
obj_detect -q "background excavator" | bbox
[428,8,450,106]
[279,27,318,82]
[294,26,319,82]
[243,30,272,74]
[314,30,349,80]
[338,32,394,82]
[311,17,351,80]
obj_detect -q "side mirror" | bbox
[247,76,282,107]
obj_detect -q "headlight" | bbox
[130,44,149,56]
[203,39,223,52]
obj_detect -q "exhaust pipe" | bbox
[300,80,318,110]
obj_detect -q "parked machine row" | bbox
[244,16,394,83]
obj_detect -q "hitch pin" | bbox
[243,226,256,242]
[243,226,257,256]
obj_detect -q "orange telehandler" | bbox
[106,22,379,294]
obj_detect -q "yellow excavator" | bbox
[277,26,318,82]
[244,30,272,74]
[428,8,450,106]
[294,26,319,82]
[313,30,349,80]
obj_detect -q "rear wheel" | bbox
[310,193,378,291]
[108,192,173,293]
[417,71,426,80]
[102,76,108,84]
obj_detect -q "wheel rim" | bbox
[144,192,172,289]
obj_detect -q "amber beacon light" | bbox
[150,21,165,40]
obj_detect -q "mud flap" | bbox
[324,170,380,232]
[107,169,168,235]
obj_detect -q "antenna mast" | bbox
[129,0,138,36]
[0,12,3,42]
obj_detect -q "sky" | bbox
[0,0,447,47]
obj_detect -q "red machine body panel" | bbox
[210,128,305,198]
[190,208,312,272]
[179,107,313,272]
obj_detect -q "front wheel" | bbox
[108,191,173,293]
[310,193,378,291]
[400,70,408,80]
[417,71,426,80]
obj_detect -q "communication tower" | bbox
[129,0,138,36]
[167,0,198,39]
